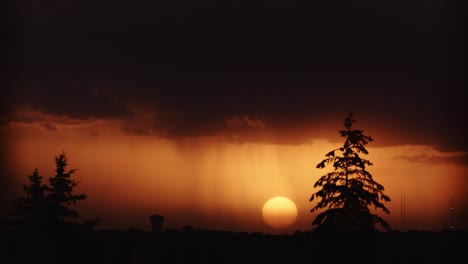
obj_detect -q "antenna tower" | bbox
[450,193,454,231]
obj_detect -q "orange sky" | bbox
[2,117,466,234]
[2,0,465,235]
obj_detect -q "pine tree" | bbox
[310,113,391,231]
[10,169,48,231]
[9,151,99,233]
[47,151,87,227]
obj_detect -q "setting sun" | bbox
[262,196,298,229]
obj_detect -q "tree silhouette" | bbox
[310,113,391,231]
[10,168,48,231]
[9,151,99,232]
[46,151,87,228]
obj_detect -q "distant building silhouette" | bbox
[149,214,164,232]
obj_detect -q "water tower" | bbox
[149,214,164,232]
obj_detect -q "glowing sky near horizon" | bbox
[2,118,466,234]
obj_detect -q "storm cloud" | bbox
[3,0,465,150]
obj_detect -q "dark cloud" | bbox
[39,122,58,132]
[3,0,466,150]
[4,75,128,120]
[394,153,468,167]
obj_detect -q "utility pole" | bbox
[450,193,454,231]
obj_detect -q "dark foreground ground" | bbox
[2,229,467,264]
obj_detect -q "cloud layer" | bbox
[3,0,465,151]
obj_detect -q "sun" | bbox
[262,196,298,229]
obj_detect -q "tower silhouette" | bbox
[449,193,454,231]
[150,214,164,232]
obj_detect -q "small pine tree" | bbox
[10,169,48,231]
[310,113,391,231]
[47,151,87,227]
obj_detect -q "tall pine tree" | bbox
[47,151,87,227]
[310,113,391,231]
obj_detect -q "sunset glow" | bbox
[2,0,466,236]
[1,116,466,233]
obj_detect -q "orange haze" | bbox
[2,119,467,234]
